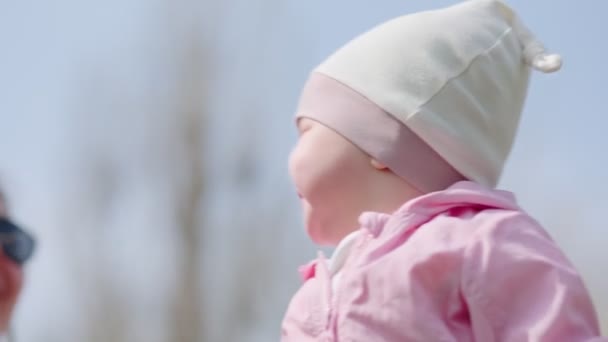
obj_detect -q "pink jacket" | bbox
[282,182,605,341]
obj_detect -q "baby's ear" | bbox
[370,159,388,170]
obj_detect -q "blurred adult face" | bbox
[0,195,25,333]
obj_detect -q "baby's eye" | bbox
[297,122,312,136]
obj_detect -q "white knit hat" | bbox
[296,0,561,192]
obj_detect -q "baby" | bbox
[282,0,605,341]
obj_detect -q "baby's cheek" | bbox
[289,142,318,180]
[288,142,313,178]
[287,148,300,181]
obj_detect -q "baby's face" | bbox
[289,118,376,245]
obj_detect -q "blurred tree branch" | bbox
[165,1,209,341]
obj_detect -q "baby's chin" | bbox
[304,216,342,247]
[301,201,355,246]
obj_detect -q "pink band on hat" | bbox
[296,72,465,193]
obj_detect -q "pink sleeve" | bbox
[462,214,606,341]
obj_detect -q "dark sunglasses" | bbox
[0,218,35,265]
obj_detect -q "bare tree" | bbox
[163,1,210,341]
[167,39,206,342]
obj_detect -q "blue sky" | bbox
[210,0,608,245]
[1,0,606,338]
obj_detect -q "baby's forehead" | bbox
[295,117,318,129]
